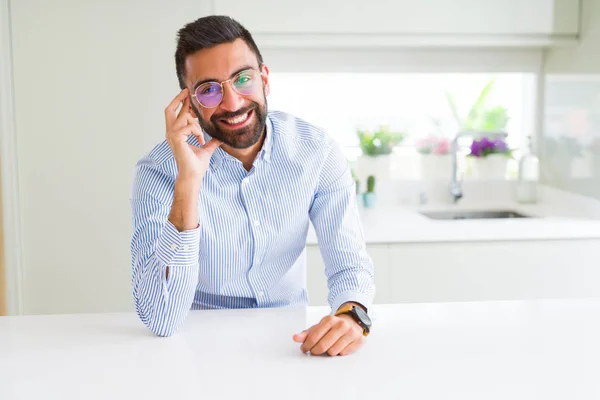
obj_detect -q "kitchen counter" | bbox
[1,299,600,399]
[307,203,600,244]
[307,183,600,244]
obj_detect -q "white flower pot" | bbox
[419,154,451,180]
[356,155,391,182]
[469,154,509,180]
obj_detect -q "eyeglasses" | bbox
[192,69,264,109]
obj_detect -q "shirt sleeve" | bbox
[308,139,376,313]
[130,160,200,337]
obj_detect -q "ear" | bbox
[260,64,271,96]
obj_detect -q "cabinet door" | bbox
[306,244,389,306]
[369,245,391,305]
[214,0,578,36]
[388,240,600,304]
[306,245,328,306]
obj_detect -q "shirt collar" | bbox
[260,115,274,163]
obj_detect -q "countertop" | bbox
[1,299,599,399]
[307,202,600,244]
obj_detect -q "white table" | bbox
[1,299,599,399]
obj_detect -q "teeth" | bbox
[225,112,249,125]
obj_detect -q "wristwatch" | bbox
[335,304,372,336]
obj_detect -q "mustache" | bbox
[211,105,255,121]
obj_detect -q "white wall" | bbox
[8,1,211,314]
[542,0,600,201]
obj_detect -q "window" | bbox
[263,48,540,180]
[269,72,535,146]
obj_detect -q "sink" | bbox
[420,210,532,220]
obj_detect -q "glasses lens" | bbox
[196,82,222,107]
[232,70,257,95]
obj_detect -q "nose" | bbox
[219,81,245,112]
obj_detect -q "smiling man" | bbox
[130,15,375,356]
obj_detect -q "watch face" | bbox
[354,306,372,327]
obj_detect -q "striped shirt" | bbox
[130,111,375,336]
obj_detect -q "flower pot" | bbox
[469,154,508,180]
[356,154,391,182]
[419,154,451,180]
[362,192,376,208]
[355,193,363,208]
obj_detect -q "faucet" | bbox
[450,131,508,203]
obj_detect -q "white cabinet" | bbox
[388,239,600,303]
[306,244,390,306]
[308,239,600,307]
[214,0,579,47]
[306,246,328,306]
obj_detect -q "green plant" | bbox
[357,125,405,156]
[446,78,510,132]
[366,175,376,193]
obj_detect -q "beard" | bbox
[194,95,268,150]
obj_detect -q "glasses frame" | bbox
[192,68,265,109]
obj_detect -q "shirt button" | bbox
[182,244,189,251]
[254,220,260,226]
[170,244,178,250]
[257,291,264,297]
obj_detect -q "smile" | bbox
[220,109,253,128]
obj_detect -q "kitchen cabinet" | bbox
[388,239,600,303]
[307,239,600,306]
[214,0,579,47]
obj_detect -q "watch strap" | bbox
[335,304,369,337]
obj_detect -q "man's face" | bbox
[184,39,270,149]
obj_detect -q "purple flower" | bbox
[470,140,482,157]
[480,137,493,148]
[492,137,508,153]
[469,137,510,158]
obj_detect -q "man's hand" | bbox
[164,89,223,233]
[292,311,365,356]
[165,88,222,182]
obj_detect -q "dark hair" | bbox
[175,15,263,89]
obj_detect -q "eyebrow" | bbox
[192,65,255,91]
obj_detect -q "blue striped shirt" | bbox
[130,111,375,336]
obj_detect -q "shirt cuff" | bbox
[330,291,373,316]
[155,220,201,267]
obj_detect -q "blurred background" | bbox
[1,0,600,316]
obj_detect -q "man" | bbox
[130,15,375,356]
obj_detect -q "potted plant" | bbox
[445,78,511,180]
[416,136,451,180]
[362,175,376,208]
[356,126,405,182]
[467,137,512,179]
